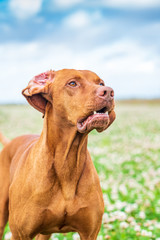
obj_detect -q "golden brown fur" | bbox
[0,69,115,240]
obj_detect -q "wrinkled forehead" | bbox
[54,69,101,84]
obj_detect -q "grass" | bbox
[0,101,160,240]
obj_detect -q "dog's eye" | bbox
[68,81,77,87]
[99,82,105,86]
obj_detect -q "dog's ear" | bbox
[22,70,55,114]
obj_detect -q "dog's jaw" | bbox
[77,106,115,133]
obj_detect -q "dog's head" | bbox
[22,69,116,133]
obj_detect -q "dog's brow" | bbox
[94,78,102,83]
[67,76,81,81]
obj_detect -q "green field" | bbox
[0,101,160,240]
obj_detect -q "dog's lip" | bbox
[77,107,112,133]
[78,107,108,124]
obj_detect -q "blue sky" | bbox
[0,0,160,103]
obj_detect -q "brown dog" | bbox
[0,69,115,240]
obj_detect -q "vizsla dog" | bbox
[0,69,115,240]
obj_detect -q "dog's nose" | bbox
[97,86,114,99]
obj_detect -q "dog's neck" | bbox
[39,104,88,200]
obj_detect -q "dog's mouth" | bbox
[77,106,112,133]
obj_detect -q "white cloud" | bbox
[53,0,84,8]
[85,41,160,98]
[64,11,91,28]
[0,39,159,103]
[63,10,102,29]
[9,0,43,19]
[101,0,160,8]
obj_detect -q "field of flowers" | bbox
[0,100,160,240]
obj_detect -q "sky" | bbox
[0,0,160,103]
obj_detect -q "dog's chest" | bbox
[38,193,89,234]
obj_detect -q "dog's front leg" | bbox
[79,231,100,240]
[35,234,51,240]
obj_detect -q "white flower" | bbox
[156,207,160,214]
[51,235,59,240]
[148,226,154,230]
[73,233,80,240]
[115,201,127,210]
[107,224,114,230]
[119,184,128,195]
[127,216,135,223]
[103,194,110,206]
[105,235,111,239]
[130,220,137,226]
[125,205,132,213]
[144,199,151,207]
[103,213,110,223]
[97,236,103,240]
[111,193,118,200]
[141,229,152,237]
[132,203,138,210]
[116,211,127,221]
[144,220,153,227]
[134,225,141,232]
[120,221,129,229]
[155,222,160,229]
[107,204,115,212]
[139,211,146,219]
[4,232,12,240]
